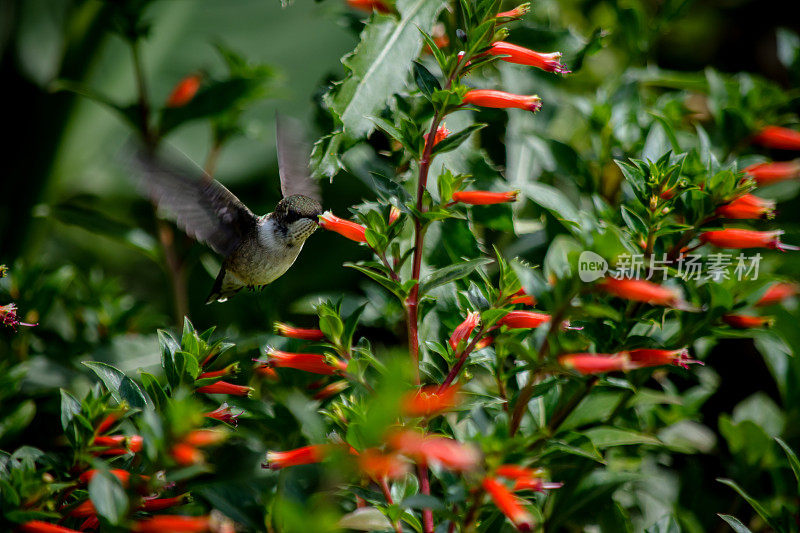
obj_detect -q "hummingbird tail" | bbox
[206,268,244,304]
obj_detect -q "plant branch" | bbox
[379,478,403,533]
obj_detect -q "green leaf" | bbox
[0,401,35,443]
[59,389,81,431]
[420,257,493,294]
[412,61,441,100]
[775,437,800,491]
[88,469,129,525]
[584,427,662,448]
[431,123,487,155]
[520,182,579,226]
[717,478,778,530]
[718,514,753,533]
[83,362,149,410]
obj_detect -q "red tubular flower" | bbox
[474,336,494,350]
[509,288,536,306]
[254,364,279,380]
[357,449,410,480]
[318,212,368,243]
[78,516,99,532]
[495,465,563,492]
[451,190,519,205]
[699,229,798,251]
[274,322,325,341]
[131,515,211,533]
[171,443,205,466]
[424,124,451,146]
[449,311,480,351]
[183,429,226,447]
[498,310,551,329]
[716,194,775,219]
[197,363,238,381]
[195,380,253,397]
[496,3,530,19]
[141,494,191,512]
[312,380,350,400]
[204,403,240,426]
[488,42,570,73]
[264,445,328,470]
[751,126,800,151]
[745,160,800,185]
[93,435,143,453]
[94,412,121,435]
[78,469,132,487]
[1,303,37,329]
[165,73,202,108]
[756,282,799,306]
[346,0,391,14]
[19,521,83,533]
[626,348,701,370]
[401,384,461,417]
[69,499,96,517]
[264,348,348,375]
[388,205,401,225]
[482,477,534,532]
[462,90,541,112]
[722,314,773,329]
[559,353,629,374]
[597,277,683,307]
[388,431,479,471]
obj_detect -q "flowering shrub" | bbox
[2,0,800,532]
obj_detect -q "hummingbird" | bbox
[132,115,323,303]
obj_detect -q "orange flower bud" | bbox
[19,521,83,533]
[357,449,410,480]
[254,364,279,380]
[388,205,401,225]
[263,348,348,375]
[488,42,569,73]
[462,90,541,112]
[449,311,480,351]
[93,434,142,453]
[95,412,122,435]
[387,430,479,471]
[495,465,563,492]
[496,3,530,19]
[318,212,368,243]
[195,380,253,397]
[722,314,773,329]
[264,445,328,470]
[424,125,451,146]
[745,160,800,185]
[182,429,226,448]
[346,0,392,14]
[165,74,202,108]
[699,229,798,251]
[473,336,494,350]
[559,353,629,374]
[509,288,536,306]
[131,515,211,533]
[498,310,551,329]
[756,282,799,306]
[751,126,800,151]
[197,363,239,381]
[312,380,350,400]
[68,499,96,517]
[597,277,683,307]
[274,322,325,341]
[451,190,519,205]
[401,384,461,417]
[715,194,775,219]
[482,477,534,532]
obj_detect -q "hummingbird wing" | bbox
[276,113,321,201]
[130,148,258,257]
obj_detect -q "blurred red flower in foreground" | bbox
[401,384,461,417]
[131,515,211,533]
[597,277,684,307]
[346,0,391,14]
[482,477,534,532]
[744,160,800,185]
[388,430,479,471]
[699,229,798,251]
[318,212,368,243]
[462,90,541,112]
[358,449,410,480]
[751,126,800,151]
[495,464,563,492]
[488,42,570,73]
[756,282,798,306]
[20,521,82,533]
[722,314,773,329]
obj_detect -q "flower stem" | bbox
[440,326,488,389]
[379,478,403,533]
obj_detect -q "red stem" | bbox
[440,326,489,389]
[417,464,434,533]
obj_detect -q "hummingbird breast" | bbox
[223,215,315,286]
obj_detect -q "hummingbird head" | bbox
[274,195,324,243]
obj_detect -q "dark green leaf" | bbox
[420,257,493,294]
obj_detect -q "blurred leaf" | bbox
[774,437,800,492]
[520,182,579,227]
[583,427,661,448]
[717,478,778,530]
[88,469,129,525]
